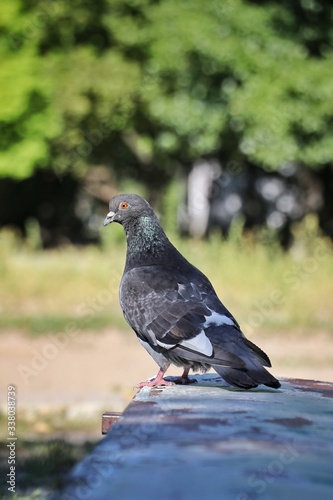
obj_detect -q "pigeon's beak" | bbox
[103,211,116,226]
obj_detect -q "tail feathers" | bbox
[264,378,281,389]
[242,338,272,367]
[213,366,259,389]
[213,364,281,390]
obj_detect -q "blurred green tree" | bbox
[1,0,333,184]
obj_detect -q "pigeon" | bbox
[103,193,281,390]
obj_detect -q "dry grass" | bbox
[1,214,332,336]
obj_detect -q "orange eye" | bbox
[119,202,129,209]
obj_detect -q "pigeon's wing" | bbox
[120,265,244,368]
[205,325,280,388]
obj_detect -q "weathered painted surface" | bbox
[101,411,122,435]
[60,376,333,500]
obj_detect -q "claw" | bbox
[135,379,174,388]
[173,367,196,385]
[135,367,173,388]
[174,376,197,385]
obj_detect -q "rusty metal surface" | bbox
[60,376,333,499]
[101,411,122,435]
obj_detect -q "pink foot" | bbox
[135,368,174,388]
[173,368,196,385]
[136,378,174,388]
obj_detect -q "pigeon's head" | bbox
[103,193,153,227]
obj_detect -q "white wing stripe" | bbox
[156,339,177,350]
[180,330,213,357]
[204,310,235,327]
[155,330,213,357]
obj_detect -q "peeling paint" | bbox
[287,378,333,399]
[265,417,313,428]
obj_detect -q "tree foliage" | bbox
[1,0,333,182]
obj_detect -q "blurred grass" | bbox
[0,406,101,499]
[0,214,333,337]
[0,436,97,499]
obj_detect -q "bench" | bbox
[60,375,333,499]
